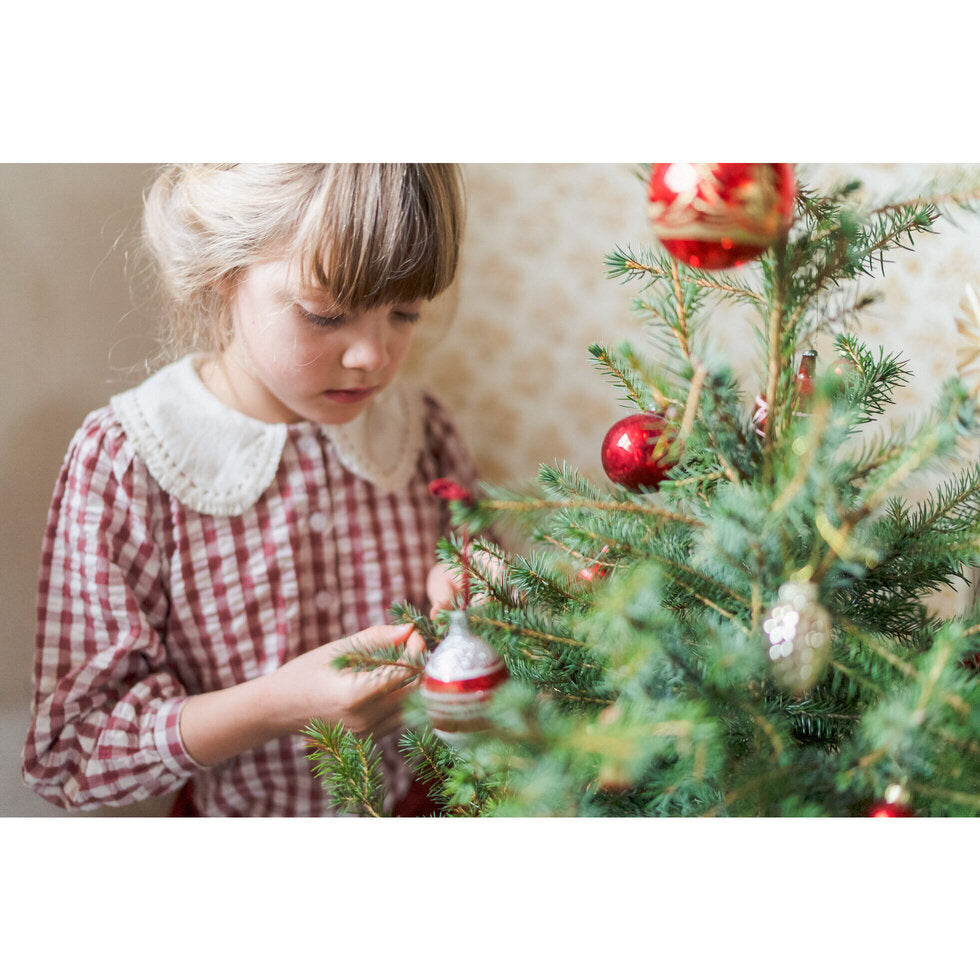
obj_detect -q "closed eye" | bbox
[297,305,346,328]
[392,310,422,325]
[296,304,421,328]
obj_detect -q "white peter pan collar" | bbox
[111,354,425,517]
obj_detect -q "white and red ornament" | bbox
[601,412,678,491]
[421,610,509,745]
[648,163,796,270]
[752,392,769,438]
[762,581,832,694]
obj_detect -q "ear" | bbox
[214,269,243,298]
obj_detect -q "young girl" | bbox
[22,163,473,817]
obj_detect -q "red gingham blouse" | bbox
[23,359,474,816]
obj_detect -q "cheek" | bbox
[252,326,333,374]
[388,330,416,370]
[285,338,331,370]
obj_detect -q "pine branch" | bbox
[389,601,441,648]
[838,620,971,720]
[330,642,425,678]
[668,258,693,360]
[793,178,862,222]
[834,333,911,423]
[783,203,939,341]
[605,244,763,304]
[906,465,980,535]
[870,172,980,219]
[303,719,387,817]
[588,342,669,410]
[480,495,704,527]
[814,381,975,583]
[397,729,469,815]
[762,238,791,452]
[467,608,590,653]
[505,551,579,610]
[538,462,608,501]
[652,552,753,631]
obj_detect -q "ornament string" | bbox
[428,479,475,610]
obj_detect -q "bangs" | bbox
[294,164,463,311]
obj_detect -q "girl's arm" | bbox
[178,623,423,767]
[24,413,422,808]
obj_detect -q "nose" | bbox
[341,313,389,374]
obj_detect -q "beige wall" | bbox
[2,163,977,816]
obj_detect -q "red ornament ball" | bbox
[578,546,611,583]
[870,802,916,818]
[648,163,796,270]
[601,412,678,491]
[421,611,509,745]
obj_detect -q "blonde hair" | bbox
[141,163,465,356]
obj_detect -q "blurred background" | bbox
[2,162,977,816]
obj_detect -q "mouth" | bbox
[323,386,379,405]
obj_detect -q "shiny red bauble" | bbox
[648,163,796,270]
[869,802,916,818]
[578,546,611,583]
[600,412,677,491]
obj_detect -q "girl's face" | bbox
[211,259,421,425]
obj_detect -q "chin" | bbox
[307,400,370,426]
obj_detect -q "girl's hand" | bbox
[426,561,465,618]
[179,623,426,767]
[426,554,506,618]
[277,623,426,739]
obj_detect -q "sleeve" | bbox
[22,410,207,810]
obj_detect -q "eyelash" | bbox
[299,308,344,328]
[297,307,421,328]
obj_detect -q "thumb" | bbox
[341,622,417,653]
[343,623,421,693]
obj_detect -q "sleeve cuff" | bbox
[153,697,209,776]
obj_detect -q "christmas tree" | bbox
[305,163,980,818]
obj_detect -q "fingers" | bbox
[405,629,427,658]
[369,663,419,695]
[339,623,421,665]
[371,686,416,738]
[349,671,417,738]
[336,622,424,694]
[426,561,463,618]
[340,622,417,653]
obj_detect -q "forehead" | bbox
[243,259,327,294]
[245,260,424,309]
